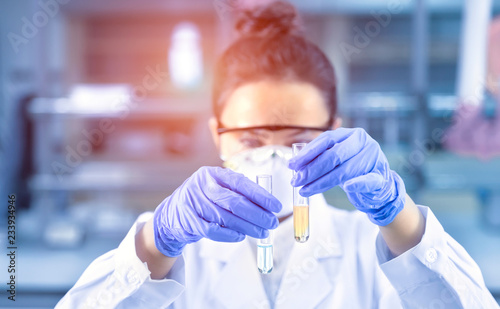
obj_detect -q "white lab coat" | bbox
[56,194,499,309]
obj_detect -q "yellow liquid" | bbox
[293,205,309,243]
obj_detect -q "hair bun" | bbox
[235,1,303,39]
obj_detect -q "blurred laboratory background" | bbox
[1,0,500,307]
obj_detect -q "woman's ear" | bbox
[208,117,220,149]
[331,117,342,130]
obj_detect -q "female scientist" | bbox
[57,1,499,308]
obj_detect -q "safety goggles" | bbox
[216,119,332,158]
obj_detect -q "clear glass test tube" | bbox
[256,174,274,274]
[293,143,309,243]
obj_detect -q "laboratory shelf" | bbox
[423,152,500,190]
[28,97,210,118]
[28,161,211,193]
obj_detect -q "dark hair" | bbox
[212,0,337,124]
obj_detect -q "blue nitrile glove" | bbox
[153,166,282,257]
[288,128,406,226]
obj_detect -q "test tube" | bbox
[293,143,309,243]
[256,174,274,274]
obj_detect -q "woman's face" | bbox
[209,80,341,159]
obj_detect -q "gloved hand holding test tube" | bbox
[256,175,274,274]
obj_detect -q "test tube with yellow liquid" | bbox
[293,143,309,243]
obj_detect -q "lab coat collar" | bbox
[274,193,343,309]
[199,194,344,309]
